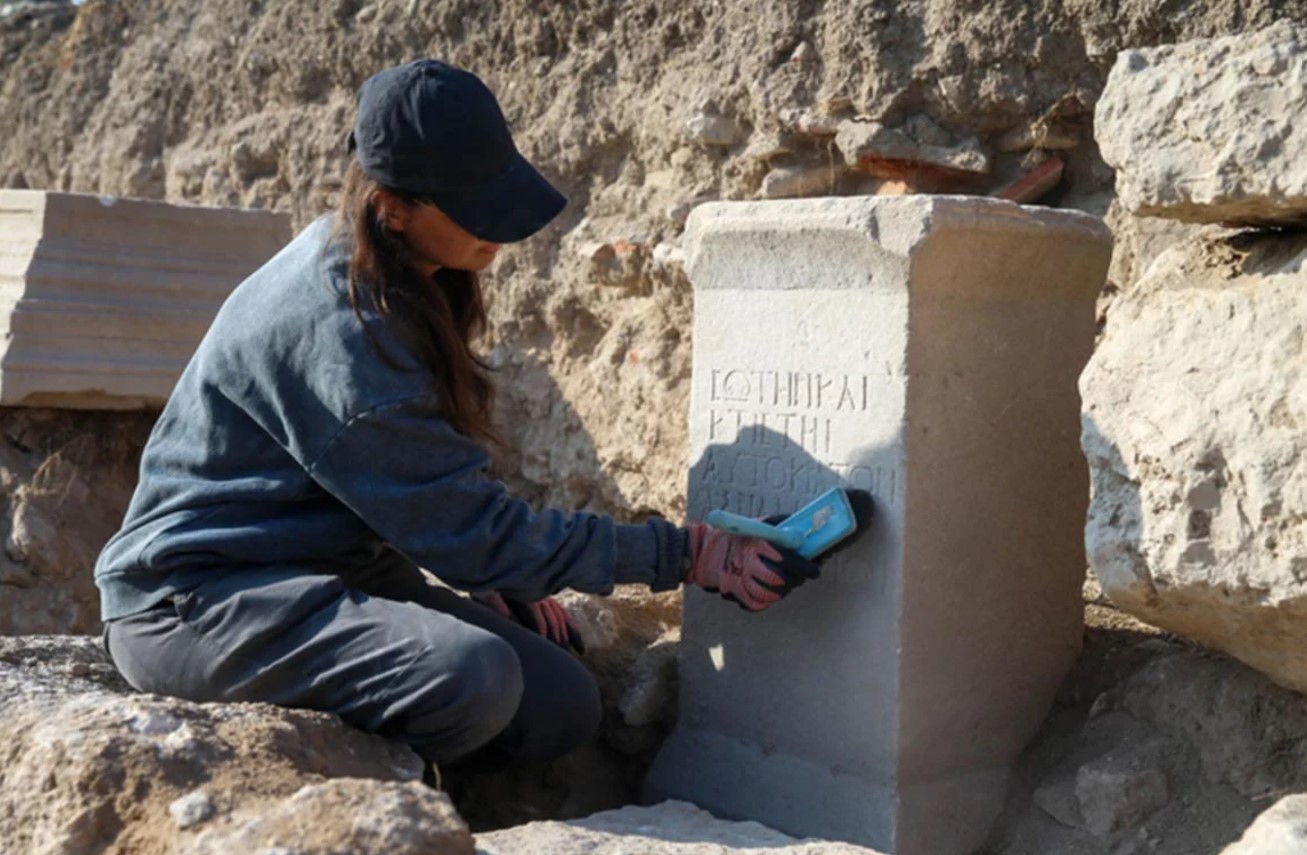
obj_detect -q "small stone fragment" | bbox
[835,119,989,176]
[1032,775,1080,828]
[1074,756,1168,838]
[651,242,686,268]
[902,113,952,147]
[871,179,913,195]
[779,106,841,137]
[997,122,1080,153]
[618,641,678,727]
[790,41,815,63]
[685,112,741,147]
[170,790,217,829]
[819,95,853,114]
[760,164,843,199]
[741,131,797,161]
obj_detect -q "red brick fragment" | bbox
[994,156,1064,204]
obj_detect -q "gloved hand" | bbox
[473,591,585,654]
[683,524,820,611]
[683,488,875,612]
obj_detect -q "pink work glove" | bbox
[684,523,821,611]
[473,591,585,654]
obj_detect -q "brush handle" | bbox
[704,510,805,549]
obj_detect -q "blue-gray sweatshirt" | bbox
[95,215,686,621]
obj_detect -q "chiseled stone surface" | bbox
[0,190,289,408]
[1097,20,1307,227]
[645,196,1111,854]
[1082,229,1307,694]
[476,801,884,854]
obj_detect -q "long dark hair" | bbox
[334,160,500,446]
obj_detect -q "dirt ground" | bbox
[982,594,1300,855]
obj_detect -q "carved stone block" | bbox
[0,190,290,409]
[645,196,1112,854]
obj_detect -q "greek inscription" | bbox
[709,368,880,413]
[700,363,901,511]
[695,448,902,508]
[708,407,831,456]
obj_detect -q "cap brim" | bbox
[429,153,566,244]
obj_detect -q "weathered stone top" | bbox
[0,190,291,409]
[1097,20,1307,227]
[683,195,1111,291]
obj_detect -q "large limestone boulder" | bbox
[1081,229,1307,693]
[1097,20,1307,227]
[0,635,473,854]
[476,801,885,854]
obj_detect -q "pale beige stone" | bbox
[646,196,1111,854]
[1097,20,1307,226]
[0,190,289,409]
[759,164,844,199]
[1081,229,1307,694]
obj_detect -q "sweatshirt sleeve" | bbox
[306,394,686,599]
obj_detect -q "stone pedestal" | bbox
[0,191,290,409]
[644,196,1111,854]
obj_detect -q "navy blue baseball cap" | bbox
[348,59,566,243]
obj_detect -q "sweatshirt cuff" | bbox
[613,518,689,593]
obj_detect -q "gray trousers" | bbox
[103,552,601,768]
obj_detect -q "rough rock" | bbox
[1031,775,1080,828]
[684,112,742,147]
[1081,229,1307,693]
[183,779,473,855]
[759,164,844,198]
[1221,794,1307,854]
[0,408,154,636]
[1097,20,1307,227]
[1074,752,1169,837]
[562,586,680,739]
[779,106,843,138]
[169,791,218,829]
[474,800,885,854]
[986,625,1307,855]
[1102,196,1203,293]
[0,635,471,855]
[835,118,989,176]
